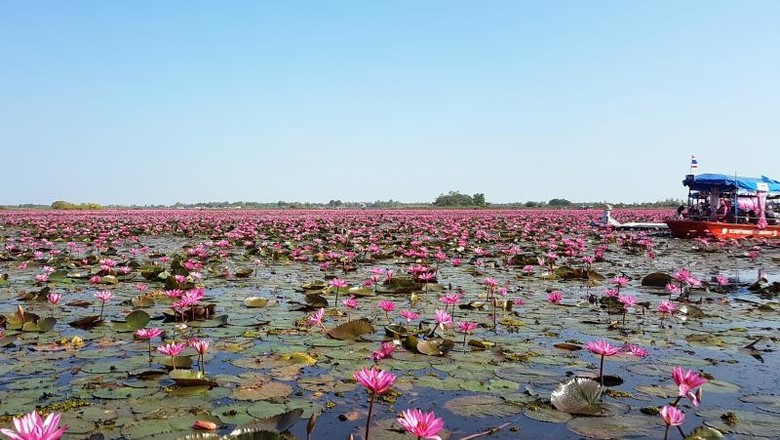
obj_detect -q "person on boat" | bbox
[675,205,686,219]
[600,204,621,227]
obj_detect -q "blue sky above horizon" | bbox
[1,1,778,205]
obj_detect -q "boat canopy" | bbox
[684,174,780,193]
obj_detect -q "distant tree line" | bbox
[433,191,487,207]
[0,196,683,211]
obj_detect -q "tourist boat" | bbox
[666,173,780,239]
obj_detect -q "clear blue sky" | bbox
[1,1,778,205]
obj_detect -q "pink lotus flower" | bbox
[0,410,67,440]
[672,367,707,406]
[618,294,637,309]
[94,291,114,302]
[397,408,445,440]
[586,340,621,357]
[715,274,729,286]
[659,405,685,427]
[400,310,420,324]
[354,367,397,395]
[342,296,358,310]
[439,293,461,307]
[483,277,498,289]
[189,338,210,374]
[623,344,649,358]
[602,288,619,297]
[329,278,348,288]
[658,300,677,315]
[372,341,396,362]
[611,275,629,288]
[189,338,209,355]
[457,321,478,333]
[94,290,114,321]
[306,308,327,332]
[586,339,620,386]
[434,310,452,329]
[47,293,61,306]
[547,291,563,304]
[135,328,163,340]
[329,278,347,308]
[379,300,396,313]
[136,327,163,359]
[354,366,397,440]
[673,268,691,284]
[157,342,186,370]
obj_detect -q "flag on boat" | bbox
[690,155,698,170]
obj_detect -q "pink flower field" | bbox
[0,208,779,439]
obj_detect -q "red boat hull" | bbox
[666,219,780,239]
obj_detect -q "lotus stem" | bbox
[598,354,605,386]
[365,392,375,440]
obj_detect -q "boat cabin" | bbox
[679,174,780,226]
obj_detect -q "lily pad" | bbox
[444,395,518,418]
[698,409,780,436]
[169,369,218,387]
[327,318,375,340]
[566,414,658,439]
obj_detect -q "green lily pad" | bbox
[244,297,272,308]
[566,414,659,439]
[327,318,375,340]
[444,394,518,417]
[698,409,780,436]
[169,369,218,387]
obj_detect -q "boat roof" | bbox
[684,173,780,193]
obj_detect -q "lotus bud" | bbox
[307,412,317,434]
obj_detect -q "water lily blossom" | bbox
[400,310,420,324]
[659,405,685,426]
[547,291,563,304]
[94,290,114,321]
[457,321,478,351]
[135,327,163,360]
[306,308,328,332]
[397,408,445,440]
[672,367,707,406]
[434,310,452,329]
[157,342,186,370]
[379,300,396,322]
[0,410,67,440]
[47,293,61,317]
[585,339,620,386]
[189,338,210,374]
[659,405,685,440]
[354,367,397,440]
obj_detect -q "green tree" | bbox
[434,191,475,207]
[472,193,486,207]
[548,198,572,207]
